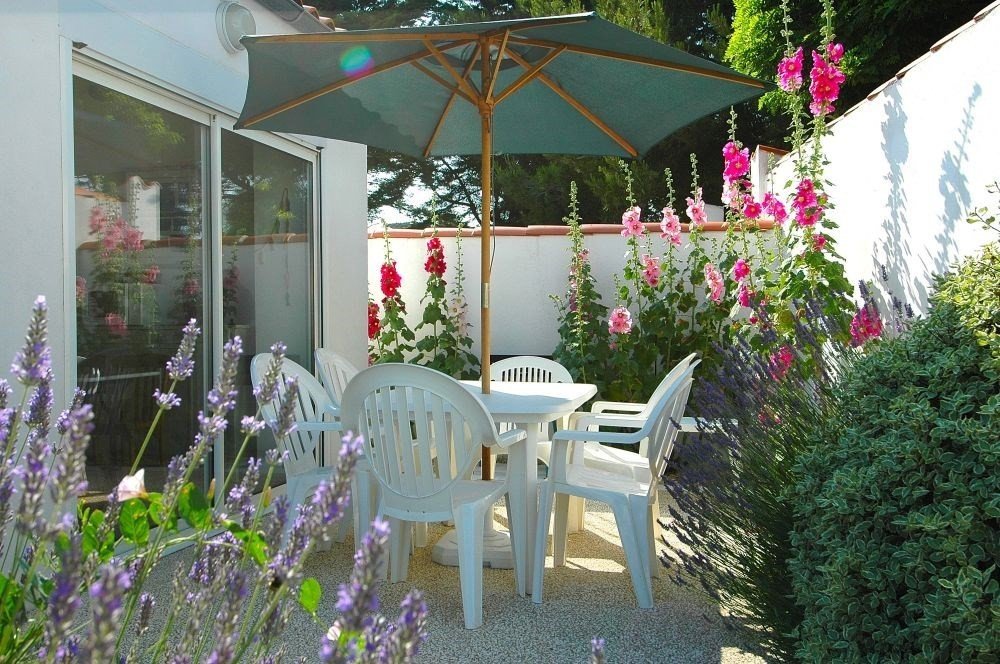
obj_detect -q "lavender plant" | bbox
[0,296,427,663]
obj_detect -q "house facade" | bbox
[0,0,368,499]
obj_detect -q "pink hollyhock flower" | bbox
[792,179,823,226]
[850,304,884,346]
[424,237,446,277]
[577,248,590,262]
[732,258,751,283]
[813,233,828,252]
[106,312,128,337]
[686,188,707,226]
[380,261,402,298]
[758,407,782,427]
[762,193,788,225]
[742,199,762,219]
[88,207,106,235]
[769,345,794,380]
[722,142,750,182]
[641,254,661,288]
[737,283,753,307]
[620,206,644,238]
[826,42,845,64]
[809,50,846,116]
[777,47,804,92]
[123,225,144,253]
[101,221,123,254]
[748,314,759,325]
[608,306,633,335]
[660,207,682,246]
[143,265,160,284]
[183,278,200,297]
[704,263,725,303]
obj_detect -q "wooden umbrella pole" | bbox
[480,38,494,480]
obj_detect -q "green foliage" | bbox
[727,0,985,115]
[790,245,1000,663]
[551,182,611,384]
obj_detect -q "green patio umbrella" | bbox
[235,12,768,472]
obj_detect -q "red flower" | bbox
[423,237,446,277]
[367,301,381,339]
[380,261,402,298]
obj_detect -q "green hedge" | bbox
[789,245,1000,662]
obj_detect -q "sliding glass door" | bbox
[72,70,317,501]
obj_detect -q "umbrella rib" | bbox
[506,36,766,88]
[410,61,476,106]
[493,45,566,106]
[484,31,510,102]
[239,44,474,128]
[251,31,482,44]
[420,53,480,157]
[423,39,483,104]
[505,50,638,157]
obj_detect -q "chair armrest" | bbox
[551,426,642,446]
[294,420,343,433]
[494,428,527,449]
[590,401,645,414]
[566,411,645,431]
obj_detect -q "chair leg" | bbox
[453,504,486,629]
[412,522,428,549]
[353,467,376,537]
[648,493,661,579]
[531,484,556,604]
[610,499,654,609]
[387,516,412,583]
[567,496,586,533]
[553,492,570,567]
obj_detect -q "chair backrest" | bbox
[636,353,698,419]
[643,361,698,489]
[489,356,573,384]
[340,363,501,510]
[250,354,334,477]
[314,348,362,409]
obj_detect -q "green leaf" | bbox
[177,483,213,530]
[119,498,150,546]
[299,577,322,614]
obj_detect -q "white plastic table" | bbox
[430,379,597,596]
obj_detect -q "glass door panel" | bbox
[73,76,207,500]
[220,130,315,488]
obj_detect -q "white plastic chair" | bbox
[249,354,351,543]
[531,363,697,608]
[340,363,526,629]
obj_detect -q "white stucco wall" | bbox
[767,4,999,314]
[0,0,369,405]
[368,226,736,358]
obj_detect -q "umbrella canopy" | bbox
[235,11,768,406]
[237,12,767,159]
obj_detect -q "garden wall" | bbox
[368,218,770,359]
[766,2,1000,314]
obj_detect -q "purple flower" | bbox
[85,563,131,661]
[166,319,201,381]
[253,342,287,404]
[0,379,11,409]
[154,388,182,410]
[50,404,93,509]
[17,435,50,534]
[44,536,82,657]
[137,592,156,636]
[271,376,300,439]
[382,590,428,661]
[23,369,54,440]
[55,387,87,436]
[240,415,264,435]
[336,518,391,632]
[590,637,607,664]
[11,296,51,386]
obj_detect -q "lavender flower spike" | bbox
[166,318,201,381]
[44,535,82,659]
[0,379,12,409]
[50,404,94,509]
[85,563,132,662]
[590,637,607,664]
[253,341,287,405]
[11,295,51,386]
[271,376,299,440]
